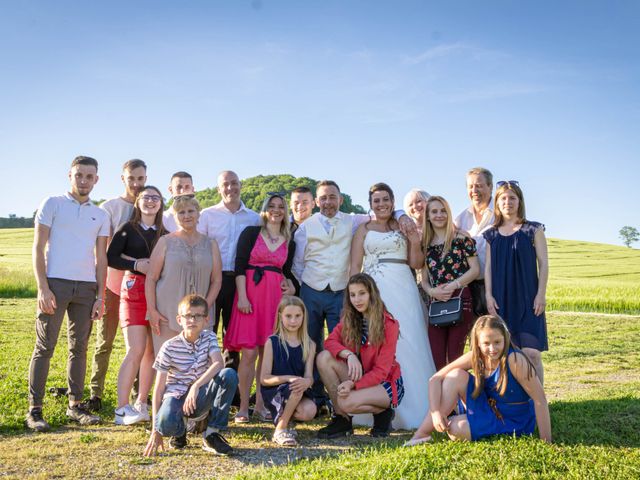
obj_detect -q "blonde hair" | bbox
[403,188,430,219]
[273,296,313,362]
[469,315,535,399]
[260,194,291,241]
[422,195,467,259]
[341,273,387,349]
[172,195,201,214]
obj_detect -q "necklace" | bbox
[265,230,281,244]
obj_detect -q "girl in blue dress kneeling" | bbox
[405,315,551,446]
[260,296,317,446]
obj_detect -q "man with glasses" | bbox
[198,171,259,375]
[26,156,110,431]
[163,171,195,233]
[454,167,495,316]
[87,159,147,412]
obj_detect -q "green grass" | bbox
[2,229,639,314]
[0,299,638,478]
[547,238,640,314]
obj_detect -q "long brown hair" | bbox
[129,186,166,251]
[340,273,387,349]
[422,195,466,259]
[469,315,536,399]
[273,295,313,362]
[493,182,527,227]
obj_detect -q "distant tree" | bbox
[194,174,366,213]
[619,226,640,248]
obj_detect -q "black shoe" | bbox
[203,431,233,455]
[169,432,188,450]
[26,408,50,432]
[85,396,102,413]
[317,415,353,439]
[370,408,394,437]
[66,403,101,425]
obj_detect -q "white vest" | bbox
[301,214,353,291]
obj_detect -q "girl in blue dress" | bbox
[483,181,549,382]
[260,296,317,446]
[405,315,551,446]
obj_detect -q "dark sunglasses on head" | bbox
[266,191,287,197]
[141,194,162,202]
[496,180,520,188]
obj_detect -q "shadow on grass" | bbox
[550,396,640,447]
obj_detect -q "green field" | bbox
[3,228,639,313]
[0,228,639,478]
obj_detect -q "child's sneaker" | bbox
[169,432,188,449]
[26,407,50,432]
[317,415,353,439]
[133,401,150,422]
[114,404,146,425]
[202,432,232,455]
[66,403,101,425]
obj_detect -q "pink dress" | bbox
[225,235,288,350]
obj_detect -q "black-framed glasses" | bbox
[141,194,162,202]
[496,180,520,188]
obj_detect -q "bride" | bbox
[350,182,436,430]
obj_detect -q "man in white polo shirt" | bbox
[26,156,110,432]
[454,166,495,316]
[198,170,260,373]
[163,171,195,233]
[87,159,147,412]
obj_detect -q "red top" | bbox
[324,311,402,405]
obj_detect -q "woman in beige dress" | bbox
[146,195,223,354]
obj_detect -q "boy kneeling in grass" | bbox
[144,294,238,456]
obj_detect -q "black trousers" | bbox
[215,273,240,371]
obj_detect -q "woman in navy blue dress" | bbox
[483,181,549,382]
[405,315,551,446]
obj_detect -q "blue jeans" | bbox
[300,283,344,403]
[155,368,238,436]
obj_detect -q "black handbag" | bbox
[428,293,463,327]
[425,267,464,327]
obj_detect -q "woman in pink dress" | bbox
[225,193,297,423]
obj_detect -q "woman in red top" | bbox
[316,273,404,439]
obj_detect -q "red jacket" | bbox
[324,311,402,405]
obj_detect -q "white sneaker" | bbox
[114,404,145,426]
[134,401,151,422]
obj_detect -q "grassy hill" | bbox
[2,229,639,314]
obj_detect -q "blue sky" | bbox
[1,1,638,246]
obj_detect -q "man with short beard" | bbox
[87,159,147,412]
[26,156,110,431]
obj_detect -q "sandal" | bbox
[403,435,433,447]
[234,413,250,424]
[257,410,273,422]
[273,429,297,447]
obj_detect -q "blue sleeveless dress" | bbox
[260,335,312,424]
[461,349,536,440]
[483,221,548,351]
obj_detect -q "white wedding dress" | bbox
[354,230,436,430]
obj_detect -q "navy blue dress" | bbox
[483,221,548,351]
[461,349,536,440]
[260,335,312,424]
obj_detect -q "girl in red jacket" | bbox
[316,273,404,438]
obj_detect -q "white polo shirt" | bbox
[197,201,260,271]
[100,197,135,294]
[35,193,110,282]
